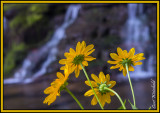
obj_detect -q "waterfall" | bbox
[119,3,155,80]
[4,4,81,84]
[4,17,7,31]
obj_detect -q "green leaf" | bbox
[118,99,126,110]
[128,99,138,110]
[148,106,151,110]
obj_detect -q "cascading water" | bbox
[4,4,81,84]
[3,17,7,31]
[119,3,156,80]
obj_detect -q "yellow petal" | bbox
[82,61,88,66]
[105,93,111,104]
[132,53,144,61]
[81,41,86,48]
[51,79,60,86]
[107,60,119,64]
[85,49,95,56]
[81,42,86,53]
[44,86,54,94]
[99,71,105,83]
[123,50,128,58]
[140,57,145,60]
[99,94,106,107]
[71,64,76,72]
[59,59,66,64]
[75,66,80,78]
[105,74,110,83]
[109,92,115,96]
[135,53,144,57]
[137,57,145,61]
[64,52,73,58]
[129,66,134,71]
[84,44,94,54]
[108,81,116,88]
[110,64,120,69]
[119,66,123,71]
[117,47,123,58]
[85,81,98,87]
[78,64,82,70]
[84,56,96,61]
[60,66,65,70]
[122,68,127,76]
[47,93,57,105]
[128,48,135,58]
[76,42,81,53]
[133,62,142,66]
[43,93,57,105]
[84,89,98,96]
[57,72,64,79]
[76,42,81,51]
[64,65,69,76]
[69,48,76,54]
[110,53,121,61]
[91,96,97,105]
[91,74,100,83]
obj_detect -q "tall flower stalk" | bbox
[104,87,126,109]
[125,64,136,107]
[65,87,84,109]
[107,47,145,109]
[80,63,104,109]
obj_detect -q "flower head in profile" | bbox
[43,66,70,105]
[84,72,116,107]
[107,47,145,76]
[59,41,96,78]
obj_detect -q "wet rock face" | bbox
[3,4,68,77]
[3,3,157,80]
[58,4,128,77]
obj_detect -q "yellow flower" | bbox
[84,72,116,107]
[59,41,96,78]
[107,47,145,76]
[43,66,70,105]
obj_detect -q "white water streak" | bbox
[4,5,81,84]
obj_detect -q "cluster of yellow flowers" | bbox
[43,41,145,109]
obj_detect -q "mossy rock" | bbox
[4,4,49,32]
[4,43,26,78]
[96,35,121,49]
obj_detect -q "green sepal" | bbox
[60,81,68,91]
[117,99,126,110]
[128,99,138,110]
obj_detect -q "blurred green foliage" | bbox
[4,4,48,31]
[4,4,27,12]
[4,4,49,77]
[4,43,26,77]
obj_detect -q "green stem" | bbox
[125,64,136,107]
[104,87,126,110]
[80,63,104,110]
[65,87,84,110]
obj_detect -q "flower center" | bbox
[98,82,111,95]
[119,58,133,67]
[72,54,84,65]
